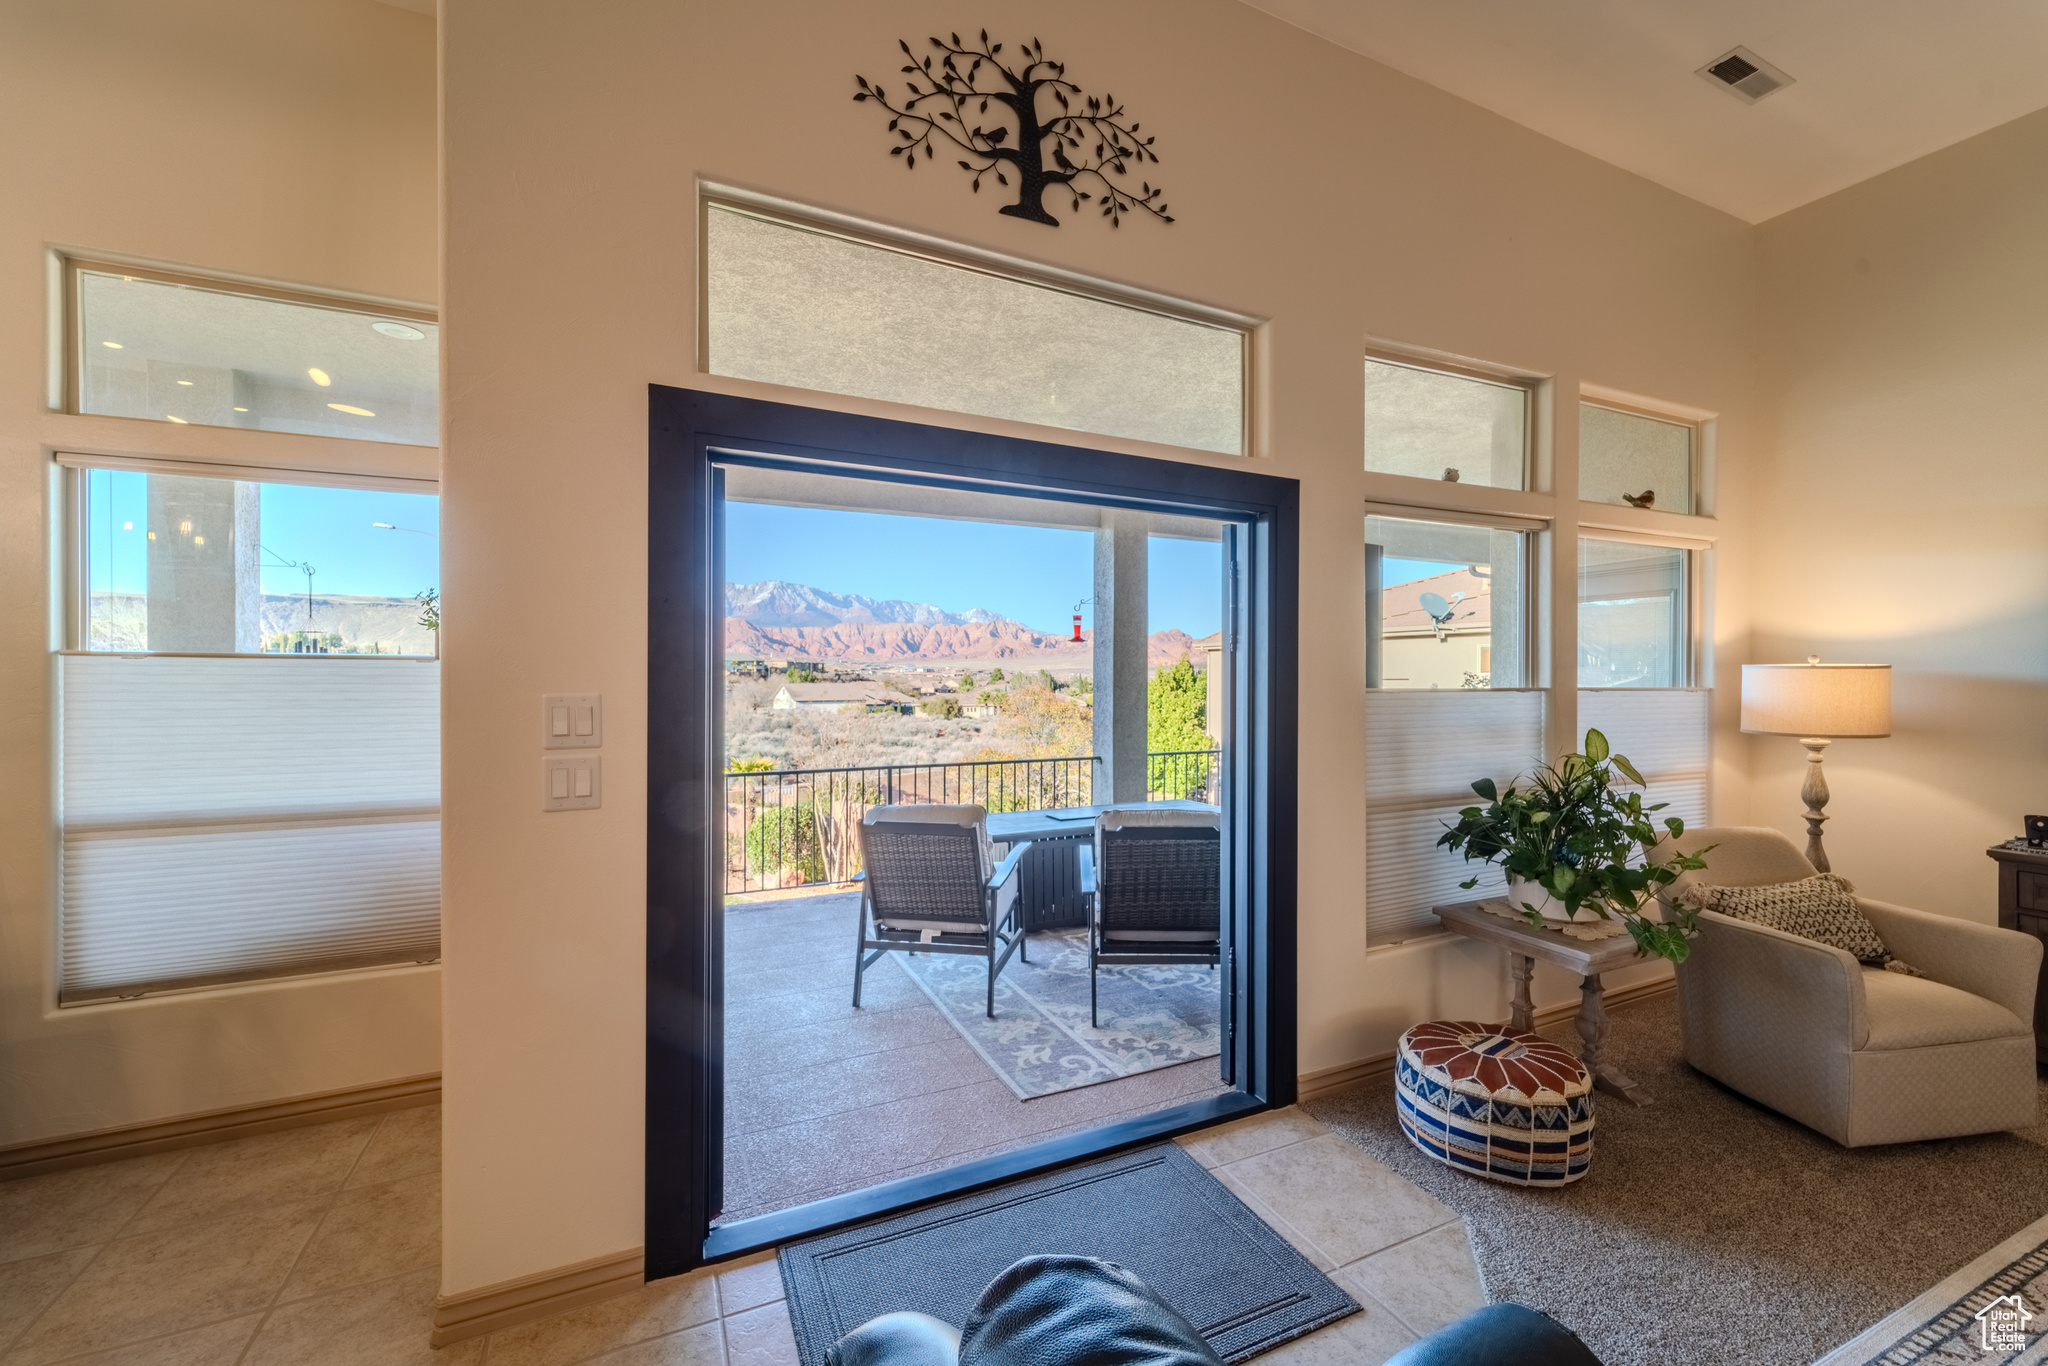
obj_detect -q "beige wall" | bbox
[0,0,440,1147]
[442,0,1758,1294]
[1754,109,2048,921]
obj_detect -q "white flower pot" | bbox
[1507,876,1578,923]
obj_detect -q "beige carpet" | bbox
[1308,994,2048,1366]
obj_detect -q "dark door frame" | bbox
[646,386,1299,1279]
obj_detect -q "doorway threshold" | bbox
[701,1089,1265,1263]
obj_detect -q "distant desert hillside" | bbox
[89,593,437,654]
[727,617,1200,667]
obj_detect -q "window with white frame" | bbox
[1579,402,1695,513]
[1363,358,1529,489]
[702,200,1250,455]
[70,260,439,447]
[1363,511,1545,945]
[1577,536,1707,833]
[59,458,441,1003]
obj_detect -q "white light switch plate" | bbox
[542,693,602,749]
[542,755,601,811]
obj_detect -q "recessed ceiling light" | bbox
[147,531,156,540]
[308,368,332,386]
[176,379,194,386]
[193,536,205,546]
[166,415,188,424]
[234,406,249,412]
[328,403,376,417]
[102,341,123,349]
[179,521,192,533]
[371,321,426,341]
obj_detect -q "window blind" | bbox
[1577,689,1710,833]
[60,653,439,1002]
[1365,689,1546,946]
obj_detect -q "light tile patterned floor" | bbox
[0,1104,1480,1365]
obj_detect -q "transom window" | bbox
[703,200,1249,456]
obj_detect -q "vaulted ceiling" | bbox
[1240,0,2048,222]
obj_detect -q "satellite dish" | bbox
[1419,592,1450,619]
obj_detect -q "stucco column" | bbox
[1092,511,1149,802]
[146,475,262,652]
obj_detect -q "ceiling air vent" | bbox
[1697,47,1794,104]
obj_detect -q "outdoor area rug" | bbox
[888,928,1220,1099]
[1812,1210,2048,1366]
[777,1143,1356,1366]
[1307,992,2048,1366]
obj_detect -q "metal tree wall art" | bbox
[853,31,1172,228]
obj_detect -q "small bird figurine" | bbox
[1622,489,1656,509]
[1442,467,1461,483]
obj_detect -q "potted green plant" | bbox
[1437,728,1711,963]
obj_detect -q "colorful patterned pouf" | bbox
[1394,1020,1594,1187]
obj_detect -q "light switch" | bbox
[542,693,602,749]
[542,756,601,811]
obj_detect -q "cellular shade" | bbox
[1365,688,1544,945]
[1741,662,1892,737]
[59,653,440,1002]
[705,205,1245,455]
[1578,688,1710,834]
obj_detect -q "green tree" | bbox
[786,667,818,683]
[1070,674,1093,698]
[1037,668,1058,691]
[988,667,1005,682]
[920,696,964,720]
[744,804,823,883]
[1146,654,1212,796]
[958,672,976,690]
[726,755,776,773]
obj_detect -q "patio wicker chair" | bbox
[1077,809,1222,1027]
[854,804,1033,1019]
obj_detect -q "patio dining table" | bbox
[985,800,1220,931]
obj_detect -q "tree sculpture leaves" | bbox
[854,31,1172,228]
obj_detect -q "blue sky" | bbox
[88,470,440,599]
[1386,557,1458,586]
[724,501,1223,638]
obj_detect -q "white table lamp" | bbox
[1740,656,1891,873]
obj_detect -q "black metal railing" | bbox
[1147,749,1222,803]
[723,750,1227,894]
[723,756,1096,894]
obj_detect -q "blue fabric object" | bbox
[1381,1304,1603,1366]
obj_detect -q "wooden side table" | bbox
[1433,899,1655,1105]
[1987,840,2048,1063]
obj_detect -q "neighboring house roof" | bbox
[1193,631,1224,652]
[1380,567,1492,637]
[772,683,913,709]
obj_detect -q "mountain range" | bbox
[726,580,1008,628]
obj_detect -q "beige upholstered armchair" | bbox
[1660,827,2040,1147]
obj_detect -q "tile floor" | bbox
[0,1103,1478,1365]
[723,890,1229,1222]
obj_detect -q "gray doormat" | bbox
[777,1143,1357,1366]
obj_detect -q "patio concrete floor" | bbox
[722,889,1230,1224]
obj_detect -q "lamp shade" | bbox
[1741,660,1891,738]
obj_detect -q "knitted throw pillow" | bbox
[1678,874,1924,975]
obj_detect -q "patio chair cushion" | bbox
[1097,808,1221,832]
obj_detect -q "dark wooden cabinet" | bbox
[1989,841,2048,1063]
